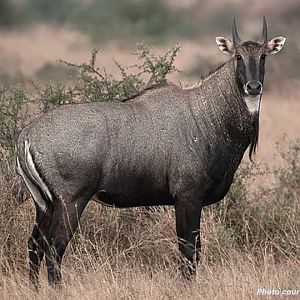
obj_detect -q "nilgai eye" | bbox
[235,54,242,60]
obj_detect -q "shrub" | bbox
[60,44,180,102]
[0,88,28,170]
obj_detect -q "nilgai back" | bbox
[16,18,286,286]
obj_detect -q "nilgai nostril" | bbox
[246,81,262,95]
[16,17,286,287]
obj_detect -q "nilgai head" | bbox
[216,17,286,112]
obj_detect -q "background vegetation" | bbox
[0,0,299,42]
[0,0,299,88]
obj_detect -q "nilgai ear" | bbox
[267,37,286,55]
[216,37,233,55]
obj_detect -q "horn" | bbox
[257,16,267,44]
[232,17,242,45]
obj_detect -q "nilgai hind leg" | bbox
[44,196,89,286]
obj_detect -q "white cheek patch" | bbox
[244,96,261,114]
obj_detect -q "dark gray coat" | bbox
[17,59,255,208]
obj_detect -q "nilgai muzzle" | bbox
[16,17,286,286]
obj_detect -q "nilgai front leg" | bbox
[175,192,202,279]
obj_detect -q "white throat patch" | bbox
[244,95,261,114]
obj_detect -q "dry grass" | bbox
[1,255,299,300]
[0,154,299,299]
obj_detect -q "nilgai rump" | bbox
[16,17,286,286]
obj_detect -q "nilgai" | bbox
[16,18,286,286]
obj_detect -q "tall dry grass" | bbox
[0,151,299,299]
[1,255,299,299]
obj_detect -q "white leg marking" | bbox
[24,140,53,202]
[16,155,47,212]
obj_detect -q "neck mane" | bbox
[188,59,259,161]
